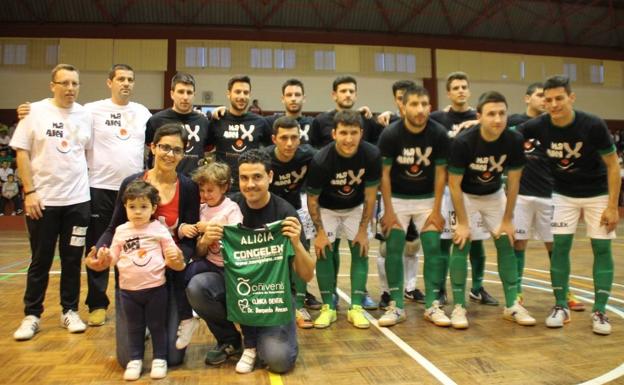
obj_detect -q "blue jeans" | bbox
[186,271,298,373]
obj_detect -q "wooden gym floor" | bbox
[0,221,623,385]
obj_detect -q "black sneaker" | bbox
[404,289,425,303]
[204,343,242,365]
[304,291,322,310]
[379,291,391,310]
[469,287,499,306]
[437,289,448,306]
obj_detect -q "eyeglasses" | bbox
[157,143,185,156]
[52,81,80,88]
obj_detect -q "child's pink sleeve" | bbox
[109,235,123,266]
[227,204,244,225]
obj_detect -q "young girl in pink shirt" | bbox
[96,180,185,381]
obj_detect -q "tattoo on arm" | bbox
[309,198,324,232]
[359,199,370,228]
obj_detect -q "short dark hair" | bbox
[333,109,363,130]
[272,116,300,136]
[402,85,429,105]
[525,82,544,96]
[238,149,272,173]
[122,180,160,207]
[446,71,469,91]
[543,75,572,94]
[476,91,508,113]
[108,64,134,80]
[153,123,189,148]
[332,75,357,92]
[51,64,78,81]
[281,78,304,94]
[392,80,416,97]
[171,72,195,91]
[228,75,251,91]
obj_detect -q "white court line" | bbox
[335,288,457,385]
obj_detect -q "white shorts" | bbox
[441,187,491,240]
[320,205,363,242]
[391,196,433,232]
[551,193,615,239]
[463,189,507,236]
[513,195,553,242]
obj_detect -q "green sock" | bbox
[440,239,452,294]
[348,241,369,307]
[291,270,307,309]
[385,228,405,308]
[469,240,485,291]
[450,241,471,306]
[591,239,613,313]
[552,234,573,308]
[315,246,336,309]
[514,249,526,294]
[494,236,518,307]
[332,239,341,294]
[421,231,442,308]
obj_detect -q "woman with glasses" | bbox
[87,122,199,370]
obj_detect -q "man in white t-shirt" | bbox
[83,64,151,326]
[11,64,93,341]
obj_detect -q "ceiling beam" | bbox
[374,0,395,32]
[309,0,332,31]
[236,0,261,29]
[190,0,214,24]
[329,0,359,31]
[458,0,513,36]
[259,0,288,27]
[92,0,115,23]
[438,0,456,35]
[18,0,43,23]
[114,0,138,23]
[394,0,434,33]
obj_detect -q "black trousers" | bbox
[84,188,117,310]
[24,201,90,317]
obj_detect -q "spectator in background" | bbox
[0,124,10,150]
[248,99,263,115]
[0,161,13,183]
[0,148,13,165]
[1,173,22,215]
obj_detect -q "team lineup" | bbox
[8,63,620,381]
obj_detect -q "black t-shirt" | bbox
[449,125,526,195]
[145,108,211,176]
[231,192,306,246]
[207,111,272,192]
[430,108,478,137]
[378,118,450,198]
[508,113,553,198]
[310,109,384,148]
[266,144,317,209]
[307,141,382,209]
[517,110,615,198]
[265,114,313,145]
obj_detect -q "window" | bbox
[45,44,59,66]
[563,63,577,81]
[520,61,526,80]
[589,64,604,84]
[250,48,295,69]
[185,46,230,68]
[3,44,27,65]
[314,50,335,71]
[375,52,415,73]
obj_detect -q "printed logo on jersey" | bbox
[469,155,507,183]
[47,122,72,153]
[224,124,256,153]
[396,146,432,177]
[274,166,308,191]
[546,141,582,170]
[107,113,131,140]
[300,123,310,142]
[330,168,365,196]
[184,124,201,153]
[122,236,152,267]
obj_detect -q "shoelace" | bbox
[550,306,566,318]
[594,312,609,324]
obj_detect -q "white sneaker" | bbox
[545,306,570,328]
[14,315,40,341]
[61,310,87,333]
[150,359,168,379]
[123,359,142,381]
[235,348,257,374]
[503,301,536,326]
[424,301,451,327]
[451,304,469,329]
[175,317,199,349]
[592,311,611,335]
[378,301,406,327]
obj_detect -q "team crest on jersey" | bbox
[300,124,310,142]
[546,142,582,170]
[56,139,71,153]
[469,155,507,183]
[225,124,255,153]
[115,127,131,140]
